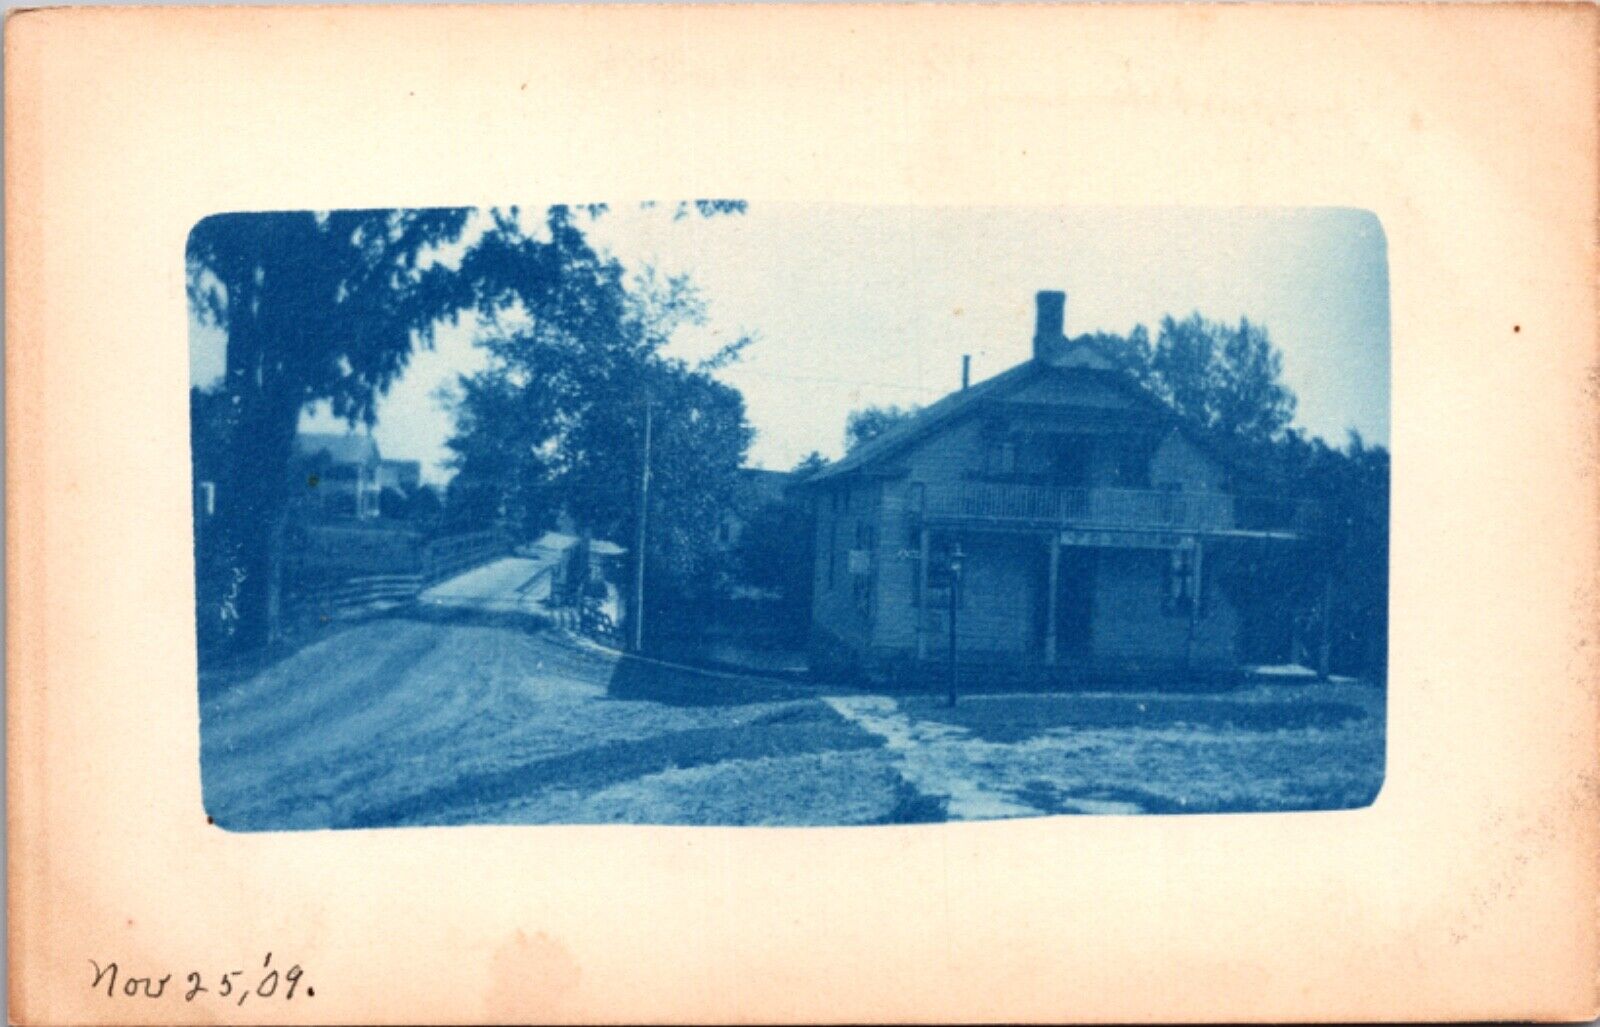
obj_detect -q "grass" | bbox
[899,693,1371,744]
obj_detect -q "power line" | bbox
[719,368,952,395]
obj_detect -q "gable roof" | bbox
[294,432,380,467]
[804,361,1037,485]
[804,337,1245,488]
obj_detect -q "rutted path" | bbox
[823,695,1145,818]
[201,618,913,829]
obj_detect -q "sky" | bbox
[189,204,1390,482]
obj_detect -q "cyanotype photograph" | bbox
[189,204,1389,829]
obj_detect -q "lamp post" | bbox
[947,541,964,707]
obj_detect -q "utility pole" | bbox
[630,400,652,653]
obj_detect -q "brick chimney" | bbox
[1033,290,1067,363]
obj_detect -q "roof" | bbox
[294,432,380,466]
[532,531,579,551]
[804,337,1241,487]
[804,360,1037,486]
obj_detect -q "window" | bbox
[1162,544,1205,615]
[987,439,1017,476]
[1117,440,1151,487]
[841,519,874,614]
[921,532,964,609]
[906,482,926,524]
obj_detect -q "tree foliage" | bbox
[187,203,747,653]
[187,209,480,646]
[1139,314,1297,450]
[1083,316,1386,677]
[437,212,755,640]
[731,452,833,625]
[844,404,919,452]
[791,451,830,478]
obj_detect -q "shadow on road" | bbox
[385,601,555,634]
[605,655,815,707]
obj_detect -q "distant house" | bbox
[292,434,430,521]
[799,290,1313,684]
[293,432,384,519]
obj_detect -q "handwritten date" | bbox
[90,953,313,1004]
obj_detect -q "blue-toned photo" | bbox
[189,204,1389,829]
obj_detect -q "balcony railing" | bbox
[915,481,1315,536]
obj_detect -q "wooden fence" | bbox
[288,572,426,620]
[286,528,510,620]
[421,531,509,583]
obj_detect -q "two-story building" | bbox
[293,431,385,519]
[801,290,1313,685]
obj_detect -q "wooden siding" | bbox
[869,417,994,657]
[1089,547,1238,668]
[813,361,1251,677]
[1004,372,1134,409]
[1150,431,1229,492]
[810,479,880,652]
[921,534,1038,656]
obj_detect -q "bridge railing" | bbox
[421,530,511,583]
[285,528,513,620]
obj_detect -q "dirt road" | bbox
[200,611,1383,830]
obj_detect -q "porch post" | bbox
[1045,532,1060,665]
[916,526,930,660]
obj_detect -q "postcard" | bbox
[7,4,1597,1023]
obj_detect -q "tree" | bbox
[438,220,755,647]
[1276,429,1390,677]
[396,484,445,529]
[791,451,830,479]
[1140,313,1297,450]
[1086,317,1386,677]
[190,386,245,655]
[732,452,831,628]
[188,203,745,652]
[187,209,478,647]
[844,404,919,452]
